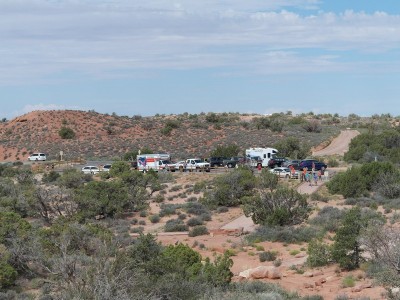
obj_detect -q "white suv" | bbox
[28,153,47,161]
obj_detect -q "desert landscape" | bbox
[0,110,399,300]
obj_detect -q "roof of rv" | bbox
[137,153,170,157]
[246,148,278,152]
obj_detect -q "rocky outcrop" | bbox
[239,266,282,280]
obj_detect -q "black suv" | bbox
[208,157,227,168]
[223,156,245,168]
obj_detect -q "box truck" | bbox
[137,153,175,172]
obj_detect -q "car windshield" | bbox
[194,159,203,163]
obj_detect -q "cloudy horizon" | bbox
[1,0,399,118]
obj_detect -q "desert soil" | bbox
[139,130,385,300]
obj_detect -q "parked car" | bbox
[299,159,327,171]
[223,156,245,168]
[269,167,294,178]
[102,164,112,172]
[208,157,227,168]
[282,159,301,169]
[81,166,100,174]
[171,161,185,171]
[159,160,177,172]
[28,153,47,161]
[267,156,287,168]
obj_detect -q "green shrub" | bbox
[187,217,203,227]
[178,213,187,220]
[217,206,229,213]
[210,144,240,158]
[200,213,212,222]
[58,126,75,139]
[131,226,144,233]
[310,192,329,202]
[188,225,209,237]
[154,194,165,203]
[159,204,181,217]
[328,158,339,167]
[0,262,17,288]
[331,207,370,270]
[246,225,318,244]
[306,238,331,267]
[308,206,344,233]
[341,275,356,288]
[243,187,310,226]
[185,202,210,216]
[149,214,160,223]
[202,168,255,207]
[42,170,60,183]
[327,166,366,198]
[169,185,182,192]
[164,219,188,232]
[344,130,400,163]
[258,251,277,262]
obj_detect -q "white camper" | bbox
[245,147,279,168]
[137,153,172,172]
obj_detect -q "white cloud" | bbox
[12,103,86,118]
[0,0,399,84]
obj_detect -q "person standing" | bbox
[313,172,318,186]
[305,171,311,186]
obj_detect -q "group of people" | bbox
[300,166,326,186]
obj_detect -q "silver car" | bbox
[81,166,100,174]
[269,167,298,179]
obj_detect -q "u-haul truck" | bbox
[137,153,173,172]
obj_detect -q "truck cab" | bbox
[185,158,210,172]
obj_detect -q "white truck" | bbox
[137,153,176,172]
[184,158,210,172]
[245,147,279,168]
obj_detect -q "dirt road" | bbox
[313,129,359,156]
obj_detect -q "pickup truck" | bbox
[267,156,287,168]
[223,156,245,168]
[185,158,211,172]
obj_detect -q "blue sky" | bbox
[1,0,399,119]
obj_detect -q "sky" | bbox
[1,0,400,119]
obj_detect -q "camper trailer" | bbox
[245,147,279,168]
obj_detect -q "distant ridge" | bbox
[0,109,344,161]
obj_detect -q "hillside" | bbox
[0,109,369,161]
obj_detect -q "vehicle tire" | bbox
[227,163,233,168]
[285,174,289,179]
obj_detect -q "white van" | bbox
[28,153,47,161]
